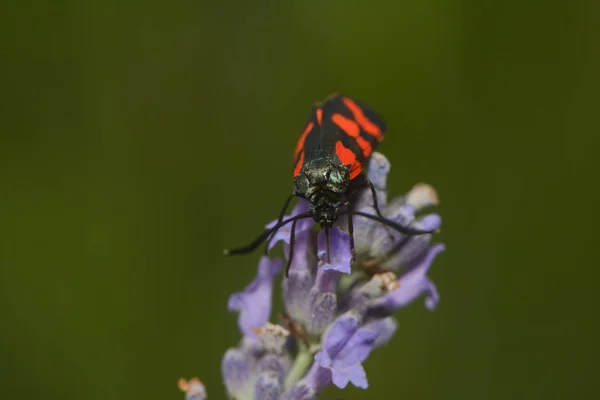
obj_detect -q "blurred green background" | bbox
[1,1,598,399]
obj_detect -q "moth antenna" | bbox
[264,192,299,254]
[224,212,313,256]
[350,210,435,236]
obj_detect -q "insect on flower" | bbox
[224,94,435,276]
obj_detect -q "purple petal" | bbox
[283,268,314,323]
[314,349,332,368]
[354,152,390,210]
[377,278,430,310]
[221,349,252,397]
[318,228,352,274]
[347,292,370,318]
[346,363,368,389]
[227,256,283,337]
[283,228,315,273]
[384,203,416,225]
[371,244,445,312]
[305,289,337,336]
[320,261,351,275]
[333,328,378,367]
[363,204,415,259]
[315,268,340,293]
[257,354,290,383]
[350,205,379,255]
[266,198,311,230]
[315,324,373,390]
[331,367,351,389]
[227,293,245,311]
[321,312,360,359]
[330,363,369,389]
[302,362,332,393]
[378,212,442,271]
[425,280,440,310]
[266,199,313,250]
[253,372,281,400]
[366,152,391,191]
[401,243,445,284]
[418,213,442,231]
[281,382,317,400]
[362,317,398,349]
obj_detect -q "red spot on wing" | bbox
[335,140,355,165]
[332,113,373,157]
[316,108,323,125]
[332,113,359,137]
[335,141,362,180]
[342,97,384,141]
[294,122,314,158]
[355,136,372,157]
[349,162,362,180]
[293,151,304,177]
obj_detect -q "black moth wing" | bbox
[292,94,387,180]
[321,94,387,164]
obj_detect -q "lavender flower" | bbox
[313,310,378,389]
[227,256,283,338]
[184,152,445,399]
[178,378,207,400]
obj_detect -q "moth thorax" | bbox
[306,158,347,185]
[296,156,349,197]
[313,204,339,228]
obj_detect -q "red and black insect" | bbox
[224,94,434,276]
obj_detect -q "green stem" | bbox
[284,343,315,390]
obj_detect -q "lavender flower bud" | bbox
[178,378,207,400]
[355,152,390,209]
[405,182,440,211]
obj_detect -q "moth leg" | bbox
[347,212,356,265]
[264,191,298,255]
[366,180,394,242]
[285,218,298,278]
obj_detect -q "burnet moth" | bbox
[224,94,435,276]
